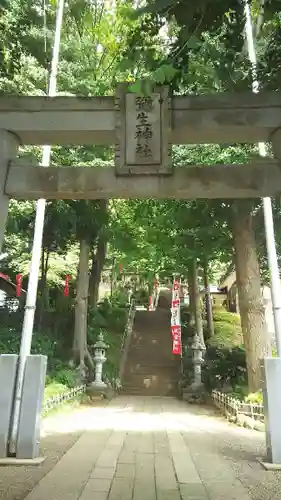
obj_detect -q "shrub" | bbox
[44,382,69,399]
[209,307,243,348]
[245,391,263,404]
[213,308,241,326]
[0,327,58,358]
[52,368,77,388]
[203,345,247,391]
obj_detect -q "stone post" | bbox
[0,130,19,251]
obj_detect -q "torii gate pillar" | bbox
[0,130,19,251]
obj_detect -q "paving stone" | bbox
[118,450,135,464]
[156,490,181,500]
[179,483,209,500]
[90,467,116,479]
[153,432,170,455]
[167,431,202,485]
[135,452,154,478]
[108,477,134,500]
[24,431,111,500]
[155,455,178,491]
[137,434,154,453]
[115,463,135,478]
[133,479,156,500]
[172,452,202,484]
[79,492,108,500]
[167,431,186,454]
[95,451,120,469]
[107,431,126,449]
[123,433,140,452]
[82,479,112,493]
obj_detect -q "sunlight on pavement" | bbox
[41,396,259,440]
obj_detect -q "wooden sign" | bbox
[115,83,172,175]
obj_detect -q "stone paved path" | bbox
[1,396,281,500]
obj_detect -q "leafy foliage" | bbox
[203,345,247,392]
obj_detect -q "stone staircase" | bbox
[121,308,181,396]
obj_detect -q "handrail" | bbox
[119,298,136,381]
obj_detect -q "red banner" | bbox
[16,274,22,297]
[171,325,181,338]
[64,274,71,296]
[172,338,181,355]
[173,279,180,291]
[171,278,181,355]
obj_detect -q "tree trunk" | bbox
[192,259,205,344]
[203,259,214,339]
[233,200,270,392]
[89,236,107,307]
[37,247,50,330]
[187,262,195,326]
[73,238,91,375]
[188,259,204,344]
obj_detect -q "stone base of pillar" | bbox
[0,354,18,458]
[181,383,206,404]
[17,355,47,459]
[86,383,113,401]
[261,357,281,465]
[0,354,47,460]
[90,380,107,389]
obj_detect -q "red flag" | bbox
[149,295,153,311]
[64,274,71,296]
[16,274,22,297]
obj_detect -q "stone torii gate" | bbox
[1,84,281,463]
[2,86,281,222]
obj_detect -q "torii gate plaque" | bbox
[115,83,172,175]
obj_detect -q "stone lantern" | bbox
[92,332,108,388]
[191,334,206,389]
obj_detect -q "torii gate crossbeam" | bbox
[5,160,281,200]
[0,91,281,145]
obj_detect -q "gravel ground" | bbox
[182,404,281,500]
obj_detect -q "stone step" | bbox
[131,333,171,338]
[126,360,177,373]
[127,353,176,362]
[122,373,178,379]
[124,362,179,371]
[129,349,172,356]
[122,378,179,390]
[121,386,179,397]
[123,374,179,382]
[130,338,172,343]
[127,351,175,360]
